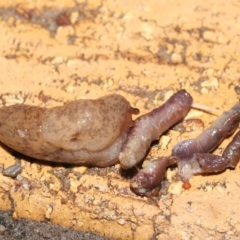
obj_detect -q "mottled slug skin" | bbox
[0,94,136,166]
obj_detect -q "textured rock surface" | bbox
[0,0,240,239]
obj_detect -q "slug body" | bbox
[0,94,138,167]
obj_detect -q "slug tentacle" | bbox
[119,89,193,169]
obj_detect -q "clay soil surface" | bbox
[0,0,240,239]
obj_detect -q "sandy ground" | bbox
[0,0,240,239]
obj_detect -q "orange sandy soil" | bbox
[0,0,240,239]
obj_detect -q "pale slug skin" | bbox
[0,94,138,167]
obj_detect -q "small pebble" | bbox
[0,224,6,235]
[182,181,191,190]
[200,87,208,94]
[12,211,19,220]
[203,31,217,42]
[159,135,171,150]
[205,185,212,192]
[216,185,224,193]
[171,52,183,64]
[117,218,126,225]
[168,181,183,194]
[70,11,79,24]
[45,205,53,219]
[201,77,219,88]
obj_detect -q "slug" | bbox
[0,94,139,167]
